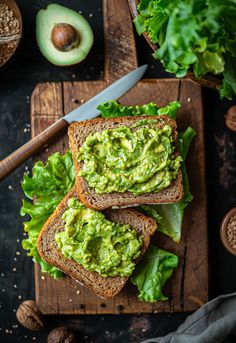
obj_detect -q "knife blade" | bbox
[65,64,147,122]
[0,65,147,181]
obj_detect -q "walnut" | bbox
[225,105,236,132]
[47,327,76,343]
[16,300,43,331]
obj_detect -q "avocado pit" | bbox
[51,23,79,51]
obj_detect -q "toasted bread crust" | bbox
[37,186,157,299]
[68,115,184,210]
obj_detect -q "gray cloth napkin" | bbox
[142,293,236,343]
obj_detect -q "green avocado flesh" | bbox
[55,198,143,277]
[36,4,93,66]
[78,121,182,195]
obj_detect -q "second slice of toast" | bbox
[37,186,157,299]
[68,115,183,210]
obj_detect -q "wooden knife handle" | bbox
[0,118,68,181]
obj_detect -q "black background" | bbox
[1,0,236,342]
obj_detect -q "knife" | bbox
[0,65,147,181]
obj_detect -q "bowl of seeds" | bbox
[220,207,236,256]
[0,0,22,69]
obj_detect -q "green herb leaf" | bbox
[20,151,75,278]
[131,245,178,302]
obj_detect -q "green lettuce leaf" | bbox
[134,0,236,99]
[219,53,236,100]
[98,100,180,119]
[20,151,75,278]
[131,245,178,302]
[140,127,196,242]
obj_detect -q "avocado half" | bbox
[36,4,94,66]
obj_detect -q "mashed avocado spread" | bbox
[55,198,143,277]
[78,121,182,195]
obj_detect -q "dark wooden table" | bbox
[1,0,236,342]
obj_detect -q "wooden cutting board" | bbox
[31,0,208,315]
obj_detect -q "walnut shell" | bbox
[47,327,76,343]
[51,23,79,51]
[225,105,236,132]
[16,300,43,331]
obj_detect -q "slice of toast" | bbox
[68,115,183,210]
[37,186,157,299]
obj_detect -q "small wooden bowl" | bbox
[0,0,22,69]
[220,207,236,256]
[128,0,221,90]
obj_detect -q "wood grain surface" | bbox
[31,0,208,315]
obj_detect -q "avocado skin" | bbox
[36,4,94,66]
